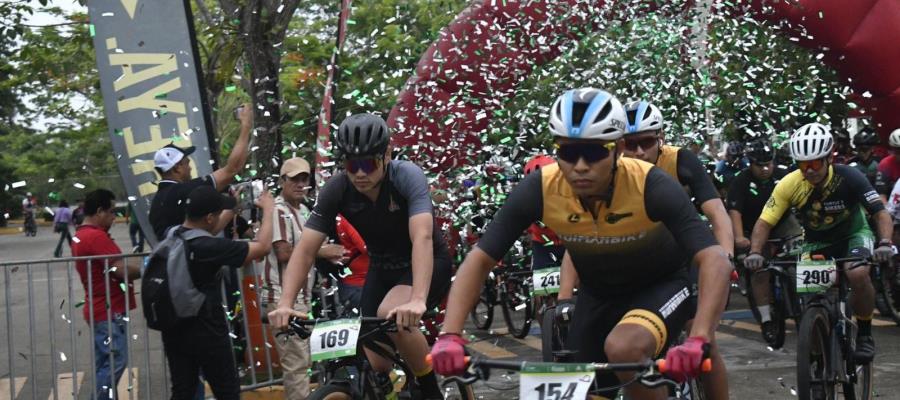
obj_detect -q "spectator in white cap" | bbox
[264,157,346,399]
[148,103,254,241]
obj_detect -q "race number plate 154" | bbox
[532,267,562,296]
[310,318,362,362]
[519,363,594,400]
[796,260,837,294]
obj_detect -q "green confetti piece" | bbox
[89,24,95,37]
[154,93,167,99]
[293,120,305,126]
[225,86,237,92]
[347,19,356,25]
[75,301,85,308]
[500,137,512,144]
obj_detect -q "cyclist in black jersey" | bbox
[268,113,451,399]
[430,88,733,400]
[727,139,802,342]
[745,123,894,363]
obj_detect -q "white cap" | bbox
[154,144,195,172]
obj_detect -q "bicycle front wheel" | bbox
[873,263,900,325]
[470,281,494,330]
[441,378,476,400]
[501,277,533,338]
[797,306,836,400]
[842,358,874,400]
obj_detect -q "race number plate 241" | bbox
[519,363,594,400]
[796,260,837,294]
[310,318,361,362]
[532,267,562,296]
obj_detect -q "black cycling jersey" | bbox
[726,167,791,235]
[655,146,720,206]
[476,158,717,296]
[305,160,450,269]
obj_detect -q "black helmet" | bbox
[335,113,391,158]
[745,139,773,163]
[726,141,743,157]
[853,128,880,146]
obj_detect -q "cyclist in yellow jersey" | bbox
[556,99,732,399]
[430,88,733,400]
[618,101,733,256]
[745,123,894,363]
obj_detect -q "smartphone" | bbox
[233,106,244,120]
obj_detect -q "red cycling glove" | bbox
[430,333,468,376]
[664,336,709,382]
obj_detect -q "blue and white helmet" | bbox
[790,123,833,161]
[549,88,626,141]
[624,100,664,135]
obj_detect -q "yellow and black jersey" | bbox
[759,164,884,242]
[477,157,717,296]
[653,145,719,206]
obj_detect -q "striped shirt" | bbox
[263,196,313,305]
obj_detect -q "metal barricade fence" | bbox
[0,254,283,400]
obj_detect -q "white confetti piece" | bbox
[73,183,85,189]
[11,181,26,189]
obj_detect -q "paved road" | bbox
[2,226,900,399]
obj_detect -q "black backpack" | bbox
[141,227,212,331]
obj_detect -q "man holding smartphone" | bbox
[149,103,254,241]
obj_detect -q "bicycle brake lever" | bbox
[440,374,479,386]
[639,374,679,389]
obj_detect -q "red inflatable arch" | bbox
[388,0,900,172]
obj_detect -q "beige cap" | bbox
[280,157,311,178]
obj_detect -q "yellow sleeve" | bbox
[759,171,799,226]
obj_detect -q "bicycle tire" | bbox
[768,275,787,349]
[441,378,476,400]
[842,357,874,400]
[873,263,900,325]
[470,282,494,330]
[501,277,532,338]
[541,306,557,362]
[308,383,355,400]
[797,306,835,400]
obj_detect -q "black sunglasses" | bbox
[623,136,659,152]
[555,142,616,164]
[344,157,381,174]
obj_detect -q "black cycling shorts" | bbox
[359,256,453,318]
[567,269,696,398]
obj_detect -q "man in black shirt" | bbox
[726,139,800,343]
[148,104,254,242]
[162,185,275,400]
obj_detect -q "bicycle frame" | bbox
[799,257,868,389]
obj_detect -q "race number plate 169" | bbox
[796,260,837,294]
[532,267,562,296]
[310,318,362,362]
[519,363,594,400]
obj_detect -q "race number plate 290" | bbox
[796,260,837,294]
[519,363,594,400]
[532,267,562,296]
[310,318,361,362]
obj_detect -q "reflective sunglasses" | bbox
[555,142,616,164]
[797,158,826,172]
[344,157,380,174]
[623,136,659,152]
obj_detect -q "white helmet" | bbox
[789,123,834,161]
[549,88,626,141]
[889,128,900,148]
[624,100,664,135]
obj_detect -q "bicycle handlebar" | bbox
[423,354,712,375]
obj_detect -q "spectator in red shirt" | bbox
[335,214,369,311]
[72,189,141,400]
